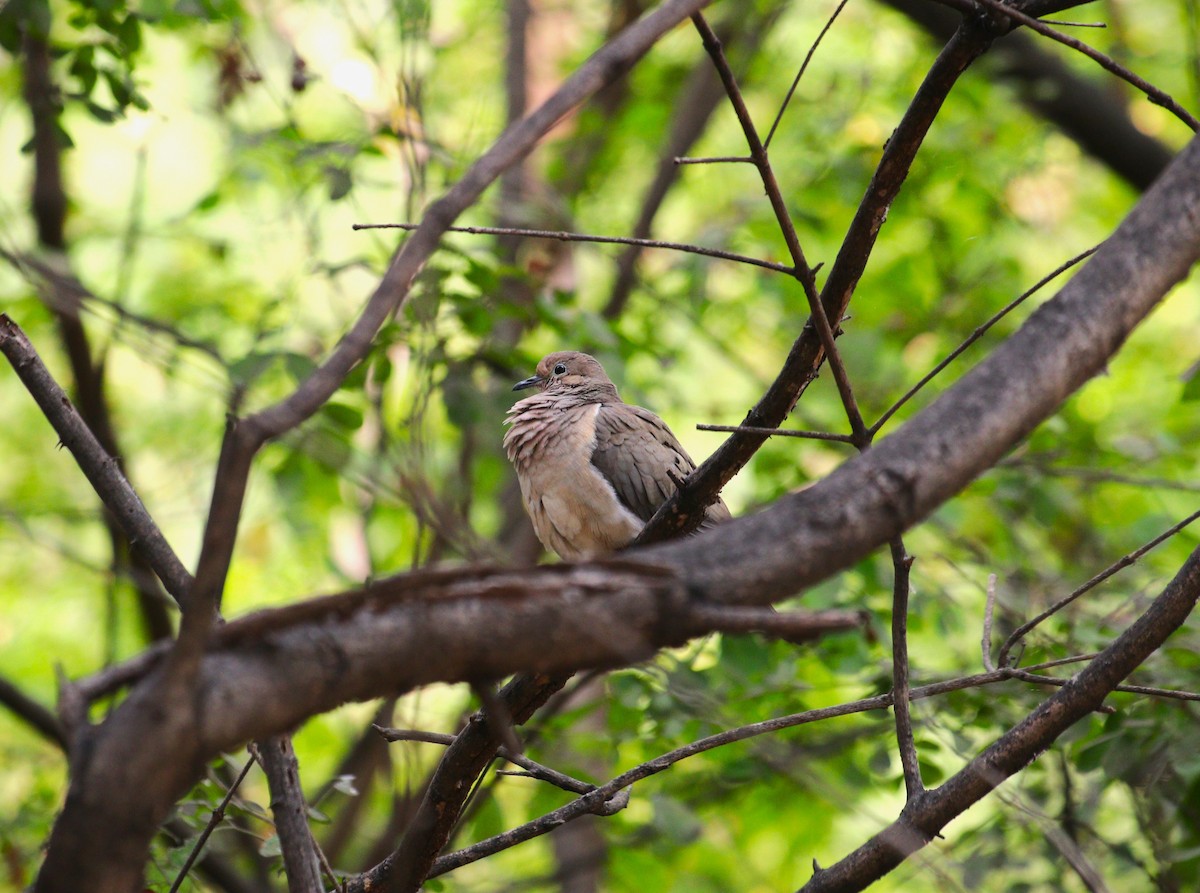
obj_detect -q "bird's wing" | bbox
[590,403,704,523]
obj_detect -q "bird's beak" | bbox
[512,374,543,392]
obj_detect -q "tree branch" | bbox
[799,544,1200,892]
[252,737,323,893]
[648,132,1200,605]
[877,0,1175,190]
[0,315,195,609]
[636,19,993,545]
[889,538,923,799]
[0,674,66,750]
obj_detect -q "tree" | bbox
[1,0,1199,891]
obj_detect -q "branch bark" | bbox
[254,737,323,893]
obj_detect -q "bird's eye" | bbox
[553,363,567,375]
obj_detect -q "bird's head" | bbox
[512,351,620,400]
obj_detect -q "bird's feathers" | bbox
[504,351,729,559]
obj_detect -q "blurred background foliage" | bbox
[1,0,1199,890]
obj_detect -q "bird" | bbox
[503,351,729,560]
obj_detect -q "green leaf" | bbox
[117,13,142,53]
[85,101,121,123]
[326,165,352,201]
[1181,371,1200,403]
[322,401,364,431]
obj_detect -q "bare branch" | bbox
[252,737,323,893]
[764,0,850,149]
[889,539,923,799]
[0,315,194,609]
[982,574,998,672]
[998,458,1200,493]
[696,423,857,444]
[973,0,1199,131]
[351,221,794,275]
[870,246,1097,435]
[373,727,595,795]
[800,545,1200,892]
[167,757,256,893]
[997,507,1200,667]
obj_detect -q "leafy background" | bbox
[1,0,1199,890]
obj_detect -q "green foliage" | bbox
[1,0,1199,890]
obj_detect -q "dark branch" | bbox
[253,737,323,893]
[889,539,923,799]
[351,221,794,275]
[636,20,993,546]
[799,545,1200,892]
[0,315,194,609]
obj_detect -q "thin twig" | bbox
[889,538,923,799]
[997,507,1200,667]
[696,423,857,443]
[674,154,753,164]
[1006,667,1200,702]
[1042,19,1106,28]
[764,0,850,149]
[692,11,870,446]
[981,574,998,672]
[168,756,256,893]
[973,0,1199,131]
[350,221,795,275]
[871,246,1097,434]
[314,836,348,893]
[374,726,595,795]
